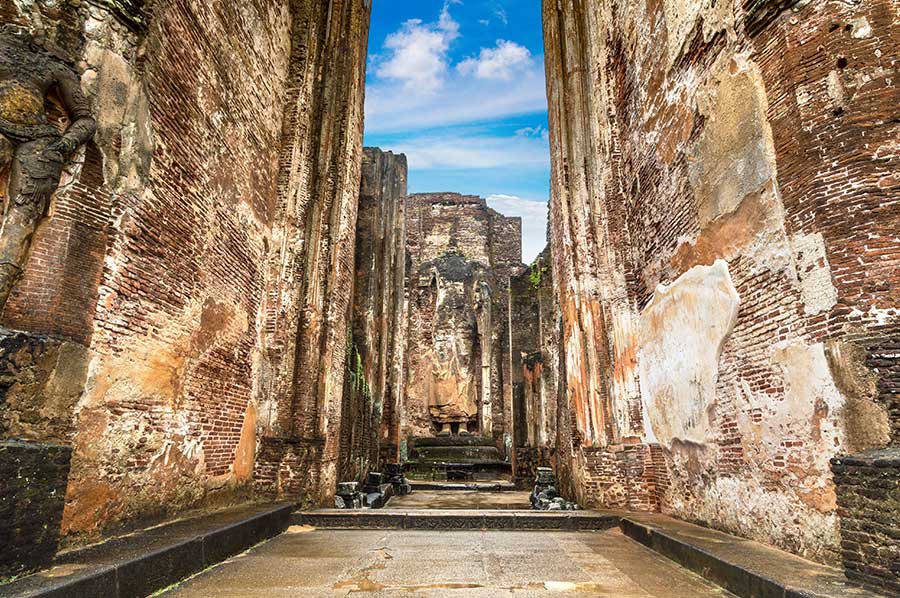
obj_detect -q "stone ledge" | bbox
[408,481,518,492]
[292,509,619,531]
[831,448,900,469]
[0,502,292,598]
[620,514,886,598]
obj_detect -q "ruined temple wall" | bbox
[402,193,522,444]
[0,0,370,547]
[544,0,898,564]
[509,247,560,482]
[340,148,408,481]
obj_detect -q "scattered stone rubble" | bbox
[335,464,411,509]
[531,468,579,511]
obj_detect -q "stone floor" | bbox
[385,490,532,510]
[161,528,735,597]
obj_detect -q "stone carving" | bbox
[0,26,96,309]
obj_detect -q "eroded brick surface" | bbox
[543,0,899,570]
[0,0,371,552]
[340,148,408,480]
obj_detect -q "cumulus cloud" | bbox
[373,1,460,94]
[366,4,547,133]
[486,194,549,263]
[457,40,532,80]
[366,64,546,133]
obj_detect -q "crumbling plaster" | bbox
[543,0,897,564]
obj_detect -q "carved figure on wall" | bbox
[0,26,96,309]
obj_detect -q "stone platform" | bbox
[386,489,531,510]
[621,513,884,598]
[409,480,517,492]
[0,503,291,598]
[404,436,512,480]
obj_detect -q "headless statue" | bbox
[0,26,96,309]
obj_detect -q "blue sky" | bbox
[364,0,550,262]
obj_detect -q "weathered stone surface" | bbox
[0,0,372,566]
[542,0,899,572]
[403,193,522,444]
[0,440,71,578]
[340,147,408,481]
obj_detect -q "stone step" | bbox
[292,509,619,531]
[620,514,886,598]
[0,503,292,598]
[409,480,518,492]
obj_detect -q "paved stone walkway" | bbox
[162,527,734,597]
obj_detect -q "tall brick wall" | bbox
[544,0,899,568]
[340,148,408,481]
[509,248,559,483]
[253,0,371,507]
[0,0,371,564]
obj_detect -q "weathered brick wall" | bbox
[509,248,558,457]
[339,148,408,482]
[0,0,371,556]
[544,0,898,565]
[831,449,900,594]
[402,193,522,449]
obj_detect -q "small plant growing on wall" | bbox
[530,258,548,289]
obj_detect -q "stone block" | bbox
[0,440,71,578]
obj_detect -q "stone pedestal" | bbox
[1,328,86,577]
[832,448,900,595]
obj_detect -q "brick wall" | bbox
[832,449,900,594]
[0,0,371,555]
[543,0,899,565]
[339,148,408,482]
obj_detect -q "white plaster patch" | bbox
[663,0,733,66]
[791,233,838,316]
[638,260,740,447]
[850,16,872,39]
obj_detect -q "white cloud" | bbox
[515,126,549,141]
[457,40,532,80]
[366,64,546,133]
[486,194,549,263]
[493,7,509,25]
[389,132,549,171]
[373,2,460,94]
[366,4,547,133]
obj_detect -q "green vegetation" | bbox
[529,258,549,289]
[345,329,371,399]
